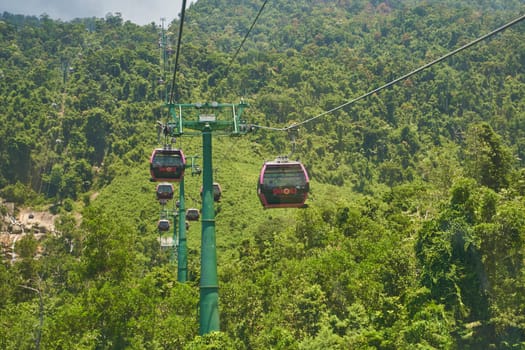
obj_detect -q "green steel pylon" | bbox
[199,124,219,333]
[165,100,249,334]
[177,177,188,282]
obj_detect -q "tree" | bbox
[464,122,513,191]
[83,108,110,165]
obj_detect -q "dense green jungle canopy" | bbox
[1,0,525,348]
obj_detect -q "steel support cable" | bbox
[210,0,269,99]
[252,13,525,132]
[168,0,188,105]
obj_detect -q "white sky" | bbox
[0,0,194,25]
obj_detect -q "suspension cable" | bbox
[251,13,525,132]
[168,0,188,105]
[210,0,269,99]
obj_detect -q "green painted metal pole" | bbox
[169,204,177,263]
[199,123,219,334]
[177,177,187,282]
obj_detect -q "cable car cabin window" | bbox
[150,149,185,182]
[262,165,307,187]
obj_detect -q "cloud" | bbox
[0,0,192,25]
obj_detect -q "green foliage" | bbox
[463,122,513,191]
[184,331,239,350]
[1,0,525,348]
[0,182,36,205]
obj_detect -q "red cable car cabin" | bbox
[150,148,186,182]
[156,182,175,201]
[200,182,223,202]
[157,219,170,232]
[186,208,200,221]
[257,159,310,209]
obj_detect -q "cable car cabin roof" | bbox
[156,182,175,200]
[257,160,310,209]
[150,148,186,182]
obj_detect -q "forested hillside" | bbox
[1,0,525,348]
